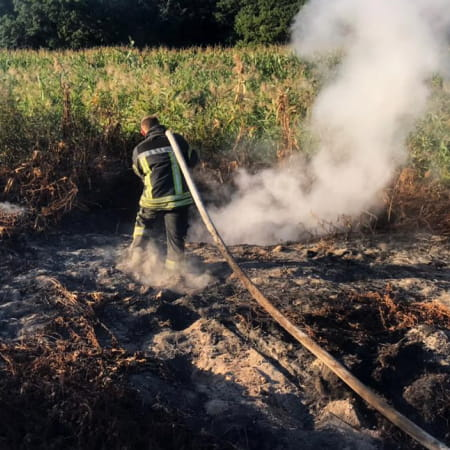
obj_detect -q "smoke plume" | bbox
[191,0,449,245]
[118,243,212,292]
[0,202,26,216]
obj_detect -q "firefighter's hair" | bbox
[140,116,159,132]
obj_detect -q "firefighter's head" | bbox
[140,115,159,136]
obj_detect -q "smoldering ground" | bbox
[117,241,213,292]
[0,229,449,449]
[0,202,26,215]
[189,0,450,246]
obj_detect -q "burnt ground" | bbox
[0,219,449,450]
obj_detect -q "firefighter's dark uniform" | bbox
[131,124,197,270]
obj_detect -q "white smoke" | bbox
[0,202,26,216]
[191,0,449,245]
[118,243,212,292]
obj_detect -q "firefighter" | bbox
[130,115,198,273]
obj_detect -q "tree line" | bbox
[0,0,305,49]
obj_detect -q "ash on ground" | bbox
[0,228,449,449]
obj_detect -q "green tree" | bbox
[0,0,103,48]
[155,0,222,46]
[0,0,13,14]
[214,0,240,44]
[0,0,307,49]
[0,0,220,48]
[217,0,304,44]
[0,0,142,49]
[120,0,160,47]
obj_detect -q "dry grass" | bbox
[287,284,450,348]
[0,275,229,450]
[383,168,450,235]
[0,150,78,234]
[364,286,450,332]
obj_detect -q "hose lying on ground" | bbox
[166,129,449,450]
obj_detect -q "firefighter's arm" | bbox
[132,162,143,179]
[174,133,199,168]
[132,148,144,179]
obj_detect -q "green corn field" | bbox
[0,45,448,181]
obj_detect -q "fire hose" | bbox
[166,129,449,450]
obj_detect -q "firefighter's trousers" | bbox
[131,206,189,270]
